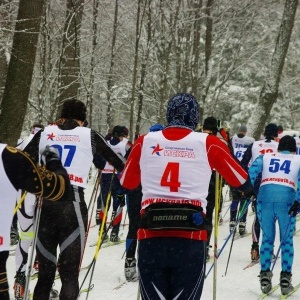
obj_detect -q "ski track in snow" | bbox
[6,183,300,299]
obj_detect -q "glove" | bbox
[117,194,126,207]
[40,146,60,166]
[289,201,300,217]
[192,212,203,226]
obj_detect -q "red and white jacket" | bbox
[120,127,248,241]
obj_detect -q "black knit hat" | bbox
[203,117,218,135]
[112,125,124,137]
[278,135,296,152]
[264,123,278,138]
[60,98,87,122]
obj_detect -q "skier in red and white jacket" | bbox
[120,93,249,300]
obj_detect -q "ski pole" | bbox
[224,199,249,276]
[206,198,251,278]
[24,196,43,300]
[213,172,220,300]
[271,216,292,272]
[13,191,28,215]
[79,171,102,270]
[87,170,101,212]
[79,170,116,299]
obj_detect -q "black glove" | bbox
[40,146,60,167]
[117,194,126,207]
[289,201,300,217]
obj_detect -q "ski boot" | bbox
[10,226,19,246]
[49,288,59,300]
[33,256,39,271]
[124,257,138,282]
[111,210,116,221]
[229,221,235,233]
[280,271,294,295]
[251,243,260,262]
[14,271,26,300]
[206,245,211,262]
[218,213,223,225]
[259,270,273,294]
[239,222,247,236]
[110,232,120,242]
[96,209,100,225]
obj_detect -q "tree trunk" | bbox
[0,0,44,145]
[247,0,298,139]
[56,0,84,115]
[106,0,119,129]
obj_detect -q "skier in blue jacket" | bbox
[248,135,300,296]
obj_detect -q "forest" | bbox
[0,0,299,144]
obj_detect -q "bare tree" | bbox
[0,0,44,145]
[247,0,298,139]
[56,0,84,117]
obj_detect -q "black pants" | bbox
[0,251,9,300]
[33,197,87,300]
[138,238,206,300]
[125,186,142,258]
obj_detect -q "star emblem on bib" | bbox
[151,144,163,156]
[47,133,55,141]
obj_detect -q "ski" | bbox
[28,284,94,299]
[89,233,124,247]
[30,264,91,281]
[257,284,280,299]
[234,232,251,240]
[80,283,94,295]
[279,282,300,299]
[243,260,260,270]
[113,281,127,290]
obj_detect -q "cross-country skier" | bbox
[13,123,45,299]
[120,93,249,300]
[241,123,279,262]
[23,99,125,300]
[96,125,131,242]
[229,125,255,235]
[0,144,70,300]
[200,116,227,261]
[248,135,300,295]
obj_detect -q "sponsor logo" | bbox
[153,215,187,221]
[55,135,80,142]
[47,133,55,140]
[151,144,163,156]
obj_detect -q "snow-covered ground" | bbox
[7,182,300,299]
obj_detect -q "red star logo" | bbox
[47,133,55,141]
[151,144,163,156]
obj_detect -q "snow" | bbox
[6,183,300,299]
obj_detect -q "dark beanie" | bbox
[203,116,218,134]
[112,125,124,137]
[264,123,278,138]
[278,135,296,152]
[60,98,87,122]
[166,93,200,130]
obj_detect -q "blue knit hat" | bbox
[166,93,200,130]
[149,124,164,132]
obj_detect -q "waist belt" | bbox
[140,203,205,231]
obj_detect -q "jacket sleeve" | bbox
[92,130,125,171]
[240,143,253,171]
[206,135,248,188]
[3,146,70,201]
[248,155,263,186]
[120,135,144,190]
